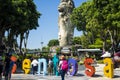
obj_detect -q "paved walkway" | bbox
[89,64,120,80]
[2,64,120,80]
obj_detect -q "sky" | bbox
[27,0,86,49]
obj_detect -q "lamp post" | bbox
[41,42,43,51]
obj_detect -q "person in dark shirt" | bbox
[0,56,4,80]
[4,53,14,80]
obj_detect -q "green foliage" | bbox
[88,45,102,49]
[25,53,32,58]
[80,35,89,48]
[97,60,104,64]
[73,36,81,45]
[40,53,50,59]
[12,53,19,59]
[95,38,103,45]
[78,61,84,65]
[42,46,50,52]
[56,47,61,54]
[0,0,41,50]
[71,0,120,50]
[88,38,103,48]
[48,39,59,47]
[18,54,24,61]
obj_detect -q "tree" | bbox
[71,1,99,48]
[72,36,81,45]
[93,0,120,52]
[11,0,41,53]
[42,46,50,52]
[0,0,15,44]
[0,0,41,54]
[71,0,120,52]
[48,39,59,47]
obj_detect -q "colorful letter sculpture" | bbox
[22,59,31,74]
[84,58,95,77]
[53,55,59,76]
[38,58,47,76]
[68,58,78,76]
[11,56,17,73]
[103,58,114,78]
[11,56,17,62]
[12,63,17,73]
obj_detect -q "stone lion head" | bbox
[58,0,74,16]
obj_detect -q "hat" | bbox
[101,51,111,57]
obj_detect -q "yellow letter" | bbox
[103,58,114,78]
[22,59,31,74]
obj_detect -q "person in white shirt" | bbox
[31,58,39,75]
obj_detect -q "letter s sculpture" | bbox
[84,58,95,77]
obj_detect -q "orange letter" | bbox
[84,58,95,77]
[12,64,17,73]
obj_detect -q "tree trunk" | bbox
[20,33,24,54]
[0,29,5,45]
[0,31,3,45]
[13,35,18,53]
[24,31,29,53]
[108,30,115,55]
[103,41,106,53]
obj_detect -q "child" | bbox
[48,58,53,75]
[67,63,73,76]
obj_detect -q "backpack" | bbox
[61,60,68,71]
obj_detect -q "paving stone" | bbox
[2,64,120,80]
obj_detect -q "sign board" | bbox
[77,49,102,52]
[61,47,71,53]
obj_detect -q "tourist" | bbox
[48,58,53,75]
[31,57,39,75]
[58,55,68,80]
[0,56,3,80]
[4,53,14,80]
[67,63,73,75]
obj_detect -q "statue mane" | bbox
[58,0,74,17]
[58,0,75,47]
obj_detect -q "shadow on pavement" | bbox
[75,73,85,77]
[114,75,120,78]
[93,74,103,77]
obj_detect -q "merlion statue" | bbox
[58,0,75,47]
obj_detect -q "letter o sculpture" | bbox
[68,58,78,76]
[38,58,47,76]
